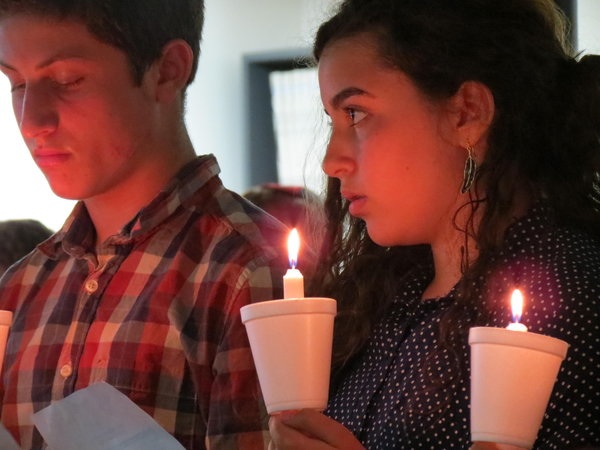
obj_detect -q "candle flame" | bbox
[287,228,300,269]
[511,289,524,323]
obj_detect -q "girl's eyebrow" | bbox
[330,86,373,109]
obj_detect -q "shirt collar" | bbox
[39,154,221,259]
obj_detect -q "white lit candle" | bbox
[283,228,304,299]
[506,289,528,332]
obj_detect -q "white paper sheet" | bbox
[33,382,185,450]
[0,422,20,450]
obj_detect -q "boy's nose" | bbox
[17,84,58,140]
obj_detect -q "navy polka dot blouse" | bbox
[325,204,599,449]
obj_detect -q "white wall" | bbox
[578,0,600,54]
[187,0,338,193]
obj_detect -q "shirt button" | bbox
[85,279,99,293]
[60,364,73,378]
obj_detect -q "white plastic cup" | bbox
[241,297,336,414]
[469,327,569,449]
[0,310,13,375]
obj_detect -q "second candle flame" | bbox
[511,289,524,323]
[288,228,300,269]
[506,289,528,332]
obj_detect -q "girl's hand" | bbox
[268,409,365,450]
[470,443,527,450]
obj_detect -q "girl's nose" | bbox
[321,131,354,179]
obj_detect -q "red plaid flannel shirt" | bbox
[0,155,290,450]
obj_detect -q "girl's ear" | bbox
[447,80,495,147]
[153,39,194,103]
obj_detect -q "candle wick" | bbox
[512,313,522,324]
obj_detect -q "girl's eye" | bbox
[346,108,367,125]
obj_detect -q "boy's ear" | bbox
[447,80,495,147]
[153,39,194,103]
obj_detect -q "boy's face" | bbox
[0,15,161,203]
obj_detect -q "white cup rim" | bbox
[241,297,337,323]
[469,326,568,359]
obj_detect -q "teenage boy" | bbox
[0,2,289,449]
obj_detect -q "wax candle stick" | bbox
[506,289,528,332]
[283,228,304,299]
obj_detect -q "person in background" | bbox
[0,219,52,275]
[0,1,289,449]
[269,0,600,449]
[243,183,325,282]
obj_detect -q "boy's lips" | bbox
[32,148,70,167]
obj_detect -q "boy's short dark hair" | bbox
[0,0,204,87]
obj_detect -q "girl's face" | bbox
[318,33,467,248]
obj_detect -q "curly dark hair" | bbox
[310,0,600,375]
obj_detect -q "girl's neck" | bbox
[422,194,532,301]
[422,241,468,300]
[422,199,482,300]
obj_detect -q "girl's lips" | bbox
[348,196,366,216]
[343,192,367,216]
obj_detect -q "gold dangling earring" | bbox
[460,142,477,193]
